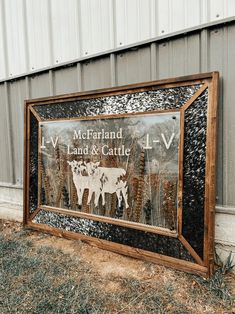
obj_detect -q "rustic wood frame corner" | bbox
[23,72,219,277]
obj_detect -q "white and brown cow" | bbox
[68,160,129,209]
[67,160,91,206]
[86,161,129,209]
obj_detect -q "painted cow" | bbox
[67,160,91,206]
[68,160,129,209]
[85,161,129,209]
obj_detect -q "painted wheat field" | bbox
[39,111,180,231]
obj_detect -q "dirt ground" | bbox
[0,219,235,314]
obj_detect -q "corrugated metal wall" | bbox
[0,20,235,209]
[1,0,235,80]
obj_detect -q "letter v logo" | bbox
[161,133,175,150]
[51,136,59,148]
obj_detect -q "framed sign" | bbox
[24,72,219,277]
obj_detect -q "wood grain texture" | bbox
[23,101,29,226]
[28,104,42,122]
[25,72,214,106]
[37,124,42,208]
[177,108,184,236]
[203,72,219,276]
[25,221,209,277]
[179,235,204,266]
[181,83,209,111]
[24,105,31,224]
[40,205,178,237]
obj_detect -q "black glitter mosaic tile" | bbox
[29,112,39,214]
[34,210,195,262]
[33,85,201,120]
[182,89,208,258]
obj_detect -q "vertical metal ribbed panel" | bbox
[0,84,12,183]
[115,0,153,47]
[29,73,52,99]
[26,0,52,72]
[50,0,80,63]
[80,0,113,56]
[4,0,27,77]
[8,79,27,185]
[81,57,112,90]
[1,0,235,80]
[116,47,151,85]
[53,67,80,95]
[0,22,235,208]
[208,26,235,207]
[0,1,7,80]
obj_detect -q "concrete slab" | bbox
[0,202,23,222]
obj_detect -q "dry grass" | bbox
[0,220,234,314]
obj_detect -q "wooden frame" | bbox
[24,72,219,277]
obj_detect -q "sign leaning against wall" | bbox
[24,72,219,277]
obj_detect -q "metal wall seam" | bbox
[49,69,54,96]
[5,0,28,77]
[200,29,209,72]
[183,37,188,74]
[223,25,235,206]
[9,79,27,184]
[0,0,8,79]
[3,82,14,184]
[210,28,226,205]
[25,76,30,99]
[77,63,83,92]
[150,0,157,37]
[109,0,116,49]
[76,0,83,58]
[110,53,117,87]
[22,0,30,75]
[51,0,81,64]
[47,0,55,67]
[26,0,51,73]
[199,0,205,24]
[217,26,226,206]
[150,42,158,80]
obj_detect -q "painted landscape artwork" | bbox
[39,111,180,231]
